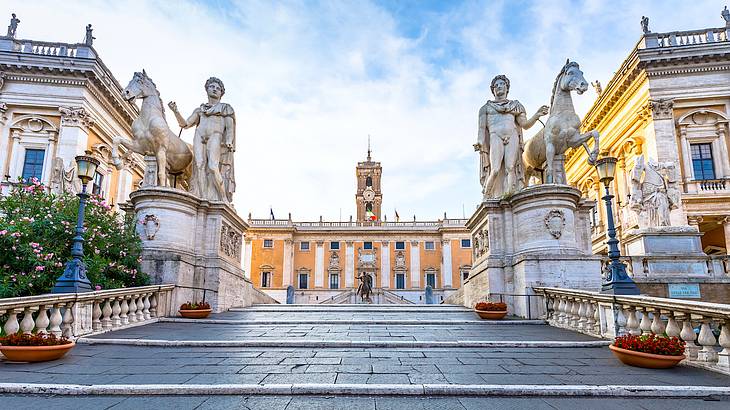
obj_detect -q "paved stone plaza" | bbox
[1,305,729,409]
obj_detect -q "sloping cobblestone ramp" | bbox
[2,304,730,409]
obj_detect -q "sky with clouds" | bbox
[4,0,727,221]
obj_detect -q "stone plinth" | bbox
[464,185,602,318]
[128,187,251,313]
[624,226,704,256]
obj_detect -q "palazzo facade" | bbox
[244,153,472,304]
[0,26,143,207]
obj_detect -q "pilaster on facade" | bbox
[441,239,453,288]
[380,241,390,289]
[722,217,730,255]
[243,238,253,279]
[282,239,293,287]
[410,240,420,288]
[345,241,355,288]
[314,240,325,288]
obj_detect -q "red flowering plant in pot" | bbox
[474,301,508,320]
[0,332,75,362]
[609,334,686,369]
[179,301,212,319]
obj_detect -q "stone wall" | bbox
[636,282,730,304]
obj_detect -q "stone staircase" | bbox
[319,289,415,304]
[2,304,730,408]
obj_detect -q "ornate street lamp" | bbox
[52,153,100,293]
[595,156,640,295]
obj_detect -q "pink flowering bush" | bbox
[0,179,149,297]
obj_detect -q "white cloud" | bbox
[2,0,726,220]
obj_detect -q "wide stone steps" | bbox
[2,303,730,407]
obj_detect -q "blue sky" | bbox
[4,0,727,220]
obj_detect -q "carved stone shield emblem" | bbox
[544,209,565,239]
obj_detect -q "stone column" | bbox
[243,238,253,279]
[380,241,390,289]
[282,239,293,287]
[314,240,325,288]
[722,216,730,255]
[41,131,58,186]
[716,123,730,178]
[115,164,134,205]
[410,240,420,288]
[6,130,20,179]
[57,107,92,164]
[345,241,355,288]
[441,239,453,288]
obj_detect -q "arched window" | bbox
[366,176,373,187]
[366,202,373,212]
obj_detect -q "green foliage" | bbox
[0,179,149,298]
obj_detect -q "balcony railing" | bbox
[535,287,730,376]
[0,285,174,338]
[247,218,468,229]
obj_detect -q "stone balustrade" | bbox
[0,285,174,339]
[0,38,96,59]
[534,287,730,375]
[643,27,729,49]
[247,218,467,229]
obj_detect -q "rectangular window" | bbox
[261,271,271,288]
[21,149,45,182]
[330,241,340,250]
[298,273,308,289]
[329,273,339,289]
[426,273,436,288]
[92,171,104,197]
[461,239,471,248]
[396,273,406,289]
[461,270,469,283]
[424,241,435,250]
[263,239,274,248]
[363,241,373,250]
[691,143,715,180]
[395,241,405,250]
[300,241,310,251]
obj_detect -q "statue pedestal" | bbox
[127,187,254,313]
[464,185,601,318]
[624,226,708,279]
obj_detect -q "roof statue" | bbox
[723,6,730,26]
[6,13,19,38]
[640,16,650,34]
[85,24,95,46]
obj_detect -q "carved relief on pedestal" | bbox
[328,251,340,270]
[139,214,160,240]
[473,228,489,259]
[59,106,95,129]
[544,209,566,239]
[220,223,242,259]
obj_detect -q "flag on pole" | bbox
[269,207,275,220]
[394,209,400,222]
[366,209,377,221]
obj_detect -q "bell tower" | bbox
[356,138,382,222]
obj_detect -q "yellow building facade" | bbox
[244,154,473,304]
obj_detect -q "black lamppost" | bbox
[52,153,100,293]
[595,156,640,295]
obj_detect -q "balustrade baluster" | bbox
[615,308,627,336]
[718,321,730,369]
[650,309,666,335]
[585,302,596,334]
[143,294,151,320]
[665,312,681,337]
[639,308,652,334]
[570,298,580,329]
[697,319,718,362]
[149,294,158,318]
[62,302,74,338]
[111,298,121,327]
[680,315,699,360]
[576,301,587,331]
[4,309,21,335]
[101,299,113,330]
[92,300,103,331]
[593,302,601,335]
[20,307,36,334]
[128,296,138,323]
[556,298,566,325]
[49,304,63,336]
[136,295,145,321]
[35,305,50,333]
[120,297,129,325]
[625,307,641,336]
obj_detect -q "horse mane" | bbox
[137,72,166,115]
[548,61,580,115]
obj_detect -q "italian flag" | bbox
[366,210,377,221]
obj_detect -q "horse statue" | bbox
[356,272,373,303]
[111,70,192,187]
[523,60,600,184]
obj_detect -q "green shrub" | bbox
[0,179,149,298]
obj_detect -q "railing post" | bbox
[3,308,21,335]
[718,320,730,370]
[35,305,50,333]
[92,299,103,331]
[20,307,36,334]
[625,307,640,336]
[650,309,666,335]
[680,315,699,360]
[697,319,718,363]
[49,304,63,336]
[62,302,74,338]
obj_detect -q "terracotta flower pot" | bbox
[609,344,685,369]
[179,308,212,319]
[474,309,508,320]
[0,341,75,362]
